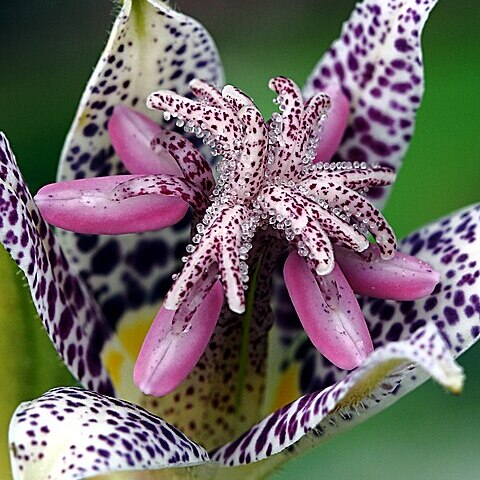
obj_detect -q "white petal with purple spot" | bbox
[304,0,438,209]
[364,203,480,356]
[56,0,224,337]
[214,322,462,466]
[0,134,114,395]
[9,387,210,480]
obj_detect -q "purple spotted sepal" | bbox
[364,203,480,359]
[304,0,439,209]
[9,387,211,480]
[54,0,224,347]
[0,133,114,395]
[214,322,463,466]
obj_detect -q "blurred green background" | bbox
[0,0,479,479]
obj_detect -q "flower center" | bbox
[147,76,397,315]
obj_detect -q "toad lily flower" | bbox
[1,0,478,479]
[36,76,437,386]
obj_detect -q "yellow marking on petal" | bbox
[118,316,153,359]
[269,363,301,412]
[335,359,402,410]
[102,338,135,400]
[102,350,124,388]
[77,111,89,128]
[101,304,160,402]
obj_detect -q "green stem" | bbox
[234,258,262,411]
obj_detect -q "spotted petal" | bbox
[0,133,114,395]
[9,387,210,480]
[214,322,462,466]
[56,0,223,336]
[304,0,438,209]
[363,203,480,357]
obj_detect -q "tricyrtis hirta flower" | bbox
[36,75,438,388]
[1,0,479,479]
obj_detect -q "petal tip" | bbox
[133,368,176,398]
[230,303,245,315]
[441,363,465,395]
